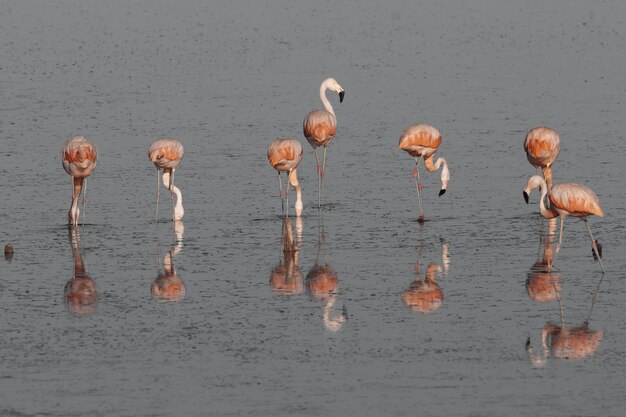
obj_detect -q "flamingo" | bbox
[303,77,345,206]
[62,136,98,227]
[523,175,605,273]
[524,127,560,191]
[148,137,184,221]
[399,124,450,222]
[267,138,303,217]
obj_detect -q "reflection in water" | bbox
[151,221,186,302]
[269,217,303,295]
[64,226,97,315]
[525,223,605,365]
[527,219,560,303]
[401,235,449,314]
[306,215,347,332]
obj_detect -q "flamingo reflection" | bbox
[402,235,449,314]
[151,221,186,302]
[527,219,560,303]
[64,226,97,314]
[526,274,605,366]
[269,217,304,295]
[306,216,347,332]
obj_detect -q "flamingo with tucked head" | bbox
[62,136,98,227]
[267,138,303,217]
[148,137,184,221]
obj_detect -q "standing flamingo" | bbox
[303,77,345,206]
[399,124,450,222]
[148,137,184,221]
[62,136,98,227]
[523,175,605,273]
[524,126,560,190]
[267,138,303,217]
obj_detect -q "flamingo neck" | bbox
[320,80,335,117]
[425,156,450,190]
[162,171,184,220]
[537,180,558,219]
[69,177,83,226]
[289,169,303,217]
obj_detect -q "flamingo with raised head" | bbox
[523,175,605,273]
[62,136,98,227]
[399,124,450,222]
[303,77,345,206]
[267,138,303,217]
[148,137,184,221]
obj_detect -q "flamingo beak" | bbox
[339,91,345,103]
[523,191,529,204]
[439,189,446,197]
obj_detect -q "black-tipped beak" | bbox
[339,91,345,103]
[523,191,529,204]
[439,189,446,197]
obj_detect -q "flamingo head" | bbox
[523,175,545,204]
[324,78,345,102]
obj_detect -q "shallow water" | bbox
[1,1,626,416]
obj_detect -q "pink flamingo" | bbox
[148,137,184,221]
[267,138,303,217]
[62,136,98,226]
[399,124,450,222]
[523,175,605,273]
[303,78,345,206]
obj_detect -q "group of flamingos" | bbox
[60,78,606,273]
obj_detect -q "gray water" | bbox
[1,1,625,416]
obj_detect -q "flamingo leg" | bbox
[314,148,322,208]
[413,156,425,222]
[321,147,328,204]
[555,216,564,254]
[155,168,161,223]
[285,170,291,217]
[277,172,285,216]
[584,220,606,274]
[81,178,87,227]
[170,169,176,221]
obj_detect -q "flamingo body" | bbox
[549,183,604,219]
[524,127,560,190]
[62,136,98,178]
[399,124,442,159]
[148,137,184,170]
[304,110,337,149]
[267,138,303,172]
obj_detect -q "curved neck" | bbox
[425,156,450,189]
[320,81,335,116]
[162,171,184,220]
[537,181,557,219]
